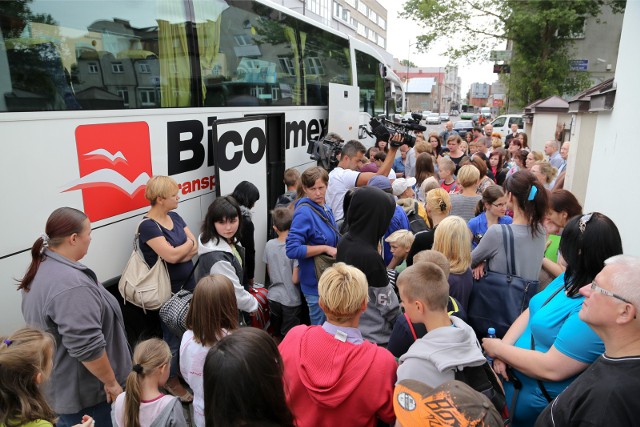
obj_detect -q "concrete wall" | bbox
[565,114,597,205]
[529,113,571,152]
[583,1,640,255]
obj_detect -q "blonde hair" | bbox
[456,164,480,188]
[398,262,449,311]
[414,140,433,155]
[385,229,415,248]
[145,176,179,205]
[412,250,450,278]
[318,263,369,323]
[0,328,56,426]
[491,137,503,150]
[437,157,456,174]
[534,161,558,184]
[125,339,172,427]
[433,216,472,274]
[425,188,451,215]
[529,151,544,163]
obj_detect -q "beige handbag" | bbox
[118,219,171,312]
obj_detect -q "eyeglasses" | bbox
[492,202,507,208]
[579,213,594,234]
[590,281,633,305]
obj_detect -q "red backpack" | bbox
[248,286,273,335]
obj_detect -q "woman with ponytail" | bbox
[112,339,187,427]
[20,207,131,427]
[471,171,547,282]
[406,188,451,266]
[468,186,513,249]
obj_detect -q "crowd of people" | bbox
[2,121,639,427]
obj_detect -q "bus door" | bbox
[213,115,272,283]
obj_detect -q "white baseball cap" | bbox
[392,177,417,196]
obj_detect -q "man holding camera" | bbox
[326,135,400,224]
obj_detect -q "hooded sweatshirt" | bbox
[196,235,258,313]
[337,187,401,345]
[396,315,486,387]
[279,325,396,427]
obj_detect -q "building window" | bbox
[138,62,151,73]
[305,57,324,75]
[357,2,367,15]
[333,1,350,22]
[369,10,377,23]
[234,34,253,46]
[111,62,124,73]
[368,30,377,43]
[378,17,386,29]
[88,63,99,74]
[139,88,156,106]
[357,22,366,36]
[377,36,385,48]
[279,57,296,75]
[116,88,129,106]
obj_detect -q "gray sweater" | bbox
[471,223,546,281]
[22,249,131,414]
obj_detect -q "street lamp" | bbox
[405,40,418,112]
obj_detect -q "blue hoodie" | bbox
[286,197,340,296]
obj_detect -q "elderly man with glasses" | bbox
[536,255,640,427]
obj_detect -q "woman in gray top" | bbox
[471,171,548,281]
[450,164,482,223]
[21,207,131,427]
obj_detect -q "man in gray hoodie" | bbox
[396,262,486,386]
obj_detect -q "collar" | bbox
[322,321,364,345]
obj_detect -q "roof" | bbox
[524,95,568,114]
[406,77,435,94]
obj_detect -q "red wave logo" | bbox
[63,122,153,222]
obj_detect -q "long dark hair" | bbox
[475,185,506,216]
[18,207,87,291]
[201,196,242,245]
[560,212,623,296]
[415,153,435,187]
[231,181,260,209]
[203,328,294,427]
[549,190,582,219]
[503,171,547,237]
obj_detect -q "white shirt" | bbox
[326,166,360,221]
[180,329,229,427]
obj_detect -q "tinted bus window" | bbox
[199,1,350,108]
[355,49,384,116]
[0,0,194,112]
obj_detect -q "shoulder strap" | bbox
[500,224,516,276]
[405,313,418,341]
[531,284,564,403]
[297,202,341,238]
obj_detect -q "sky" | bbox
[378,0,498,95]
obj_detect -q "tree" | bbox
[402,0,625,107]
[400,59,417,68]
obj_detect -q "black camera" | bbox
[369,117,425,148]
[307,135,344,171]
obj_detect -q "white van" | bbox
[491,114,524,138]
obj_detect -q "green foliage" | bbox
[400,59,417,67]
[403,0,625,107]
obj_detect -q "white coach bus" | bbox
[0,0,403,333]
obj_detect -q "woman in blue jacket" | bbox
[467,185,512,248]
[286,166,340,325]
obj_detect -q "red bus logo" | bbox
[62,122,152,222]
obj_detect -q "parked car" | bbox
[439,113,450,122]
[460,111,474,120]
[421,110,432,119]
[491,114,524,138]
[480,107,492,119]
[453,120,474,138]
[426,113,441,125]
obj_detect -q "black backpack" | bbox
[454,363,510,424]
[406,201,429,235]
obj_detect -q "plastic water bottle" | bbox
[486,327,497,364]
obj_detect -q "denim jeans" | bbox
[303,293,326,325]
[57,401,112,427]
[161,320,181,378]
